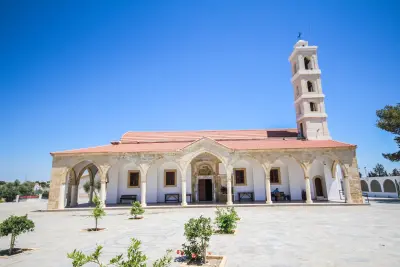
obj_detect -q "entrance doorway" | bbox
[198,179,213,201]
[314,177,324,197]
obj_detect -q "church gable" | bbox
[180,137,231,154]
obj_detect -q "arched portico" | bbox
[65,160,101,207]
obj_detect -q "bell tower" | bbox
[289,40,331,140]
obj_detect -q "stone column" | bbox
[70,185,77,207]
[343,175,353,204]
[181,178,187,206]
[305,176,313,204]
[212,177,216,203]
[226,169,233,205]
[58,183,66,209]
[265,174,272,204]
[89,185,94,204]
[140,180,147,206]
[100,181,107,207]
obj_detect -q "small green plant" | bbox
[130,201,145,219]
[0,215,35,255]
[181,215,213,264]
[214,207,239,234]
[91,195,105,231]
[67,238,172,267]
[152,250,172,267]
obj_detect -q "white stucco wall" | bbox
[287,160,304,200]
[324,162,342,201]
[309,160,325,199]
[270,160,290,196]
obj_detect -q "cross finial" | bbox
[297,32,302,39]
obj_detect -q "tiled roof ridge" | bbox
[121,137,285,144]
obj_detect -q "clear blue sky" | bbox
[1,0,399,181]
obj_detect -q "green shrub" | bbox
[214,207,239,234]
[181,215,213,264]
[67,238,172,267]
[0,215,35,255]
[91,195,105,231]
[130,201,145,219]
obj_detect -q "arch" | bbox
[304,57,312,70]
[183,150,227,175]
[370,180,382,192]
[360,180,369,192]
[310,102,318,112]
[70,160,101,206]
[314,176,324,197]
[383,179,396,193]
[307,81,314,92]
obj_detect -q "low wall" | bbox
[364,192,398,198]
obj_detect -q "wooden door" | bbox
[198,180,206,201]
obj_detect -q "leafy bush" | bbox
[130,201,145,219]
[0,215,35,255]
[181,215,213,264]
[83,181,91,194]
[67,238,172,267]
[0,180,36,202]
[91,195,105,231]
[214,207,239,234]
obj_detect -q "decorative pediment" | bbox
[180,137,231,153]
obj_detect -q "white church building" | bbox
[47,40,364,210]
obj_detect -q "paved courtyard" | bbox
[0,201,399,267]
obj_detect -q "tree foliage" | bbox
[181,216,213,264]
[0,180,36,202]
[91,195,105,231]
[391,168,400,176]
[67,238,172,267]
[0,215,35,255]
[130,201,145,219]
[376,103,400,162]
[214,207,239,234]
[367,163,388,177]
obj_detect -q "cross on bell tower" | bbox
[289,40,331,140]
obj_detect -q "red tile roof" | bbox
[50,129,355,155]
[120,129,298,143]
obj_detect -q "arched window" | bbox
[383,179,396,192]
[310,102,317,112]
[307,81,314,92]
[370,180,382,192]
[304,57,312,70]
[360,180,369,192]
[296,86,299,96]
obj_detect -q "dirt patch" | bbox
[213,229,237,235]
[180,255,225,267]
[128,216,144,220]
[0,248,36,258]
[81,228,106,232]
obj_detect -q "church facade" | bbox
[47,40,363,209]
